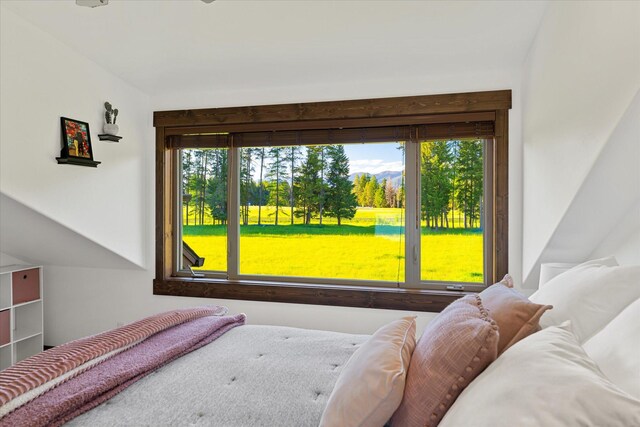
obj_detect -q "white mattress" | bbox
[68,325,369,427]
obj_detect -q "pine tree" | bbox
[240,148,255,226]
[182,150,195,226]
[364,175,378,207]
[396,142,406,209]
[374,178,387,208]
[397,176,405,209]
[318,146,330,225]
[266,179,290,221]
[295,146,323,224]
[206,149,228,225]
[421,141,454,228]
[267,147,289,225]
[456,140,483,228]
[257,148,266,225]
[325,145,357,225]
[354,173,370,207]
[352,174,361,205]
[191,149,212,225]
[285,146,302,225]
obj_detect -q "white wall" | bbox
[1,6,524,345]
[522,2,640,283]
[0,252,25,266]
[590,200,640,266]
[0,8,151,268]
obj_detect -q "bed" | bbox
[1,257,639,426]
[69,325,368,427]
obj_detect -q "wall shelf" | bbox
[56,157,101,167]
[98,134,122,142]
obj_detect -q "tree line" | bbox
[182,145,357,226]
[352,174,405,209]
[182,140,484,230]
[421,140,484,229]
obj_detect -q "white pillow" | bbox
[583,297,640,399]
[529,257,640,342]
[439,324,640,427]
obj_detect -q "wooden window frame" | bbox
[153,90,511,312]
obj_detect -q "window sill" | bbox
[153,277,466,312]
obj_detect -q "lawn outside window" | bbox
[154,90,511,312]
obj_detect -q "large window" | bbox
[155,90,511,312]
[419,139,489,285]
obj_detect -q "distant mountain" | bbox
[349,171,404,188]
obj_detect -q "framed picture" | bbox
[60,117,94,160]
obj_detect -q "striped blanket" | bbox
[0,307,245,425]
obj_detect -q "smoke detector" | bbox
[76,0,109,7]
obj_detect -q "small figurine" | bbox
[103,102,119,135]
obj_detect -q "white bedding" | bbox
[68,325,368,427]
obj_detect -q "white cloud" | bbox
[349,159,404,174]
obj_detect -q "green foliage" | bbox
[266,147,288,225]
[324,145,357,225]
[421,141,454,228]
[364,175,378,207]
[181,139,483,232]
[294,146,323,224]
[285,146,302,225]
[205,149,228,224]
[256,148,267,225]
[353,173,371,206]
[374,183,385,208]
[267,180,290,219]
[455,140,484,228]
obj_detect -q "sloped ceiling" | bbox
[0,193,143,270]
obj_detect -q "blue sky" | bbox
[247,142,405,178]
[344,142,404,174]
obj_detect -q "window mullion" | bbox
[227,146,240,280]
[483,138,495,286]
[173,150,183,276]
[404,136,421,288]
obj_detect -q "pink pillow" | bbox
[320,316,416,427]
[392,295,499,427]
[480,277,552,354]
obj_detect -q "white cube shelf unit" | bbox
[0,265,44,371]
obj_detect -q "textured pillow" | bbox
[319,316,416,427]
[583,297,640,399]
[529,257,640,342]
[391,295,498,427]
[439,324,640,427]
[479,277,552,354]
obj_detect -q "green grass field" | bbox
[183,207,483,283]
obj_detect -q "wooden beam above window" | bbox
[154,90,511,128]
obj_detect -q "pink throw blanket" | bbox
[1,312,245,427]
[0,306,224,407]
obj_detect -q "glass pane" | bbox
[180,148,228,272]
[239,143,405,282]
[420,140,484,283]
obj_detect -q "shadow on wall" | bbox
[523,91,640,288]
[0,192,143,270]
